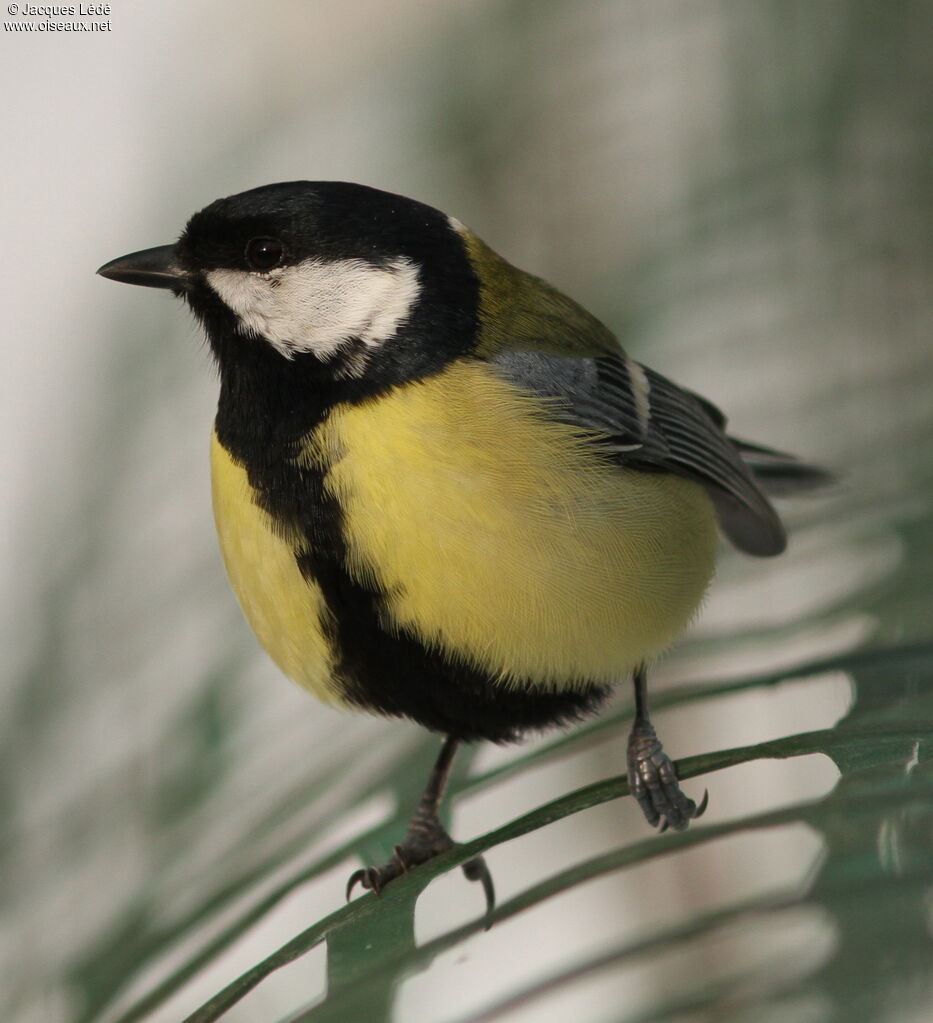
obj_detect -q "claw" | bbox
[346,859,401,900]
[462,855,496,925]
[345,868,370,901]
[695,789,710,819]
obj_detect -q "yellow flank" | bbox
[210,431,339,702]
[310,360,719,690]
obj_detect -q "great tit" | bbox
[98,181,825,912]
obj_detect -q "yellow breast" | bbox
[310,360,719,689]
[210,431,339,702]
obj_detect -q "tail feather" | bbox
[733,438,833,496]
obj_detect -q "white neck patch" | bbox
[205,256,421,361]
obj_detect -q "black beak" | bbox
[97,245,193,291]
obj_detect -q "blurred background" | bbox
[2,2,932,1021]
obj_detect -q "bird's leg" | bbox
[626,663,708,832]
[346,736,495,913]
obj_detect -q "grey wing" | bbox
[490,348,788,557]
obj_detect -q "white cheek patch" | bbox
[206,257,421,360]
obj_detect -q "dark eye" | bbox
[245,237,284,271]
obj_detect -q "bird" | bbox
[98,181,825,914]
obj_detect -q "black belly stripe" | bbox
[291,442,610,743]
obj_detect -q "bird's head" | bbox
[98,181,481,386]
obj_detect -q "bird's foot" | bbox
[627,718,708,832]
[346,817,495,915]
